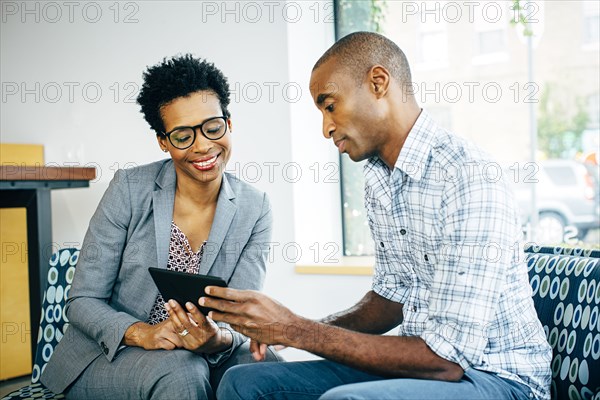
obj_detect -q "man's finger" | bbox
[260,342,268,358]
[199,296,239,313]
[250,339,261,357]
[255,342,267,361]
[205,286,252,301]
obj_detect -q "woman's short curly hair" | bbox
[137,54,231,135]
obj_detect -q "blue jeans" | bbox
[216,360,534,400]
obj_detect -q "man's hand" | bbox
[164,299,233,354]
[249,339,268,361]
[202,287,306,348]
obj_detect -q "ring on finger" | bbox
[178,329,189,337]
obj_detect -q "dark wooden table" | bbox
[0,165,96,363]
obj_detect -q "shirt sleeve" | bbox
[420,171,521,370]
[372,264,411,304]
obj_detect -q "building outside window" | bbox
[416,4,448,69]
[472,0,509,64]
[336,0,600,255]
[582,0,600,47]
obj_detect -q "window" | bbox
[583,1,600,46]
[335,1,382,256]
[476,29,506,55]
[471,1,508,64]
[416,12,448,68]
[335,0,600,251]
[419,29,448,66]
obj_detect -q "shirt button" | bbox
[400,229,407,235]
[379,241,385,248]
[424,254,429,261]
[412,305,417,312]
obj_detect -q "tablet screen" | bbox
[148,267,227,315]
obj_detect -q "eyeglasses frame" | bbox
[161,116,229,150]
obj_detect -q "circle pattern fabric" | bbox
[1,249,77,400]
[526,245,599,400]
[34,249,79,381]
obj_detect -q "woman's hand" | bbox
[122,319,183,350]
[165,299,233,354]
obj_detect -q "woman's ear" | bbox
[156,134,169,153]
[227,118,233,133]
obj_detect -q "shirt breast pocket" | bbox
[405,188,443,240]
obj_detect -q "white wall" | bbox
[1,0,373,359]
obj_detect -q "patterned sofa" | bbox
[524,244,599,399]
[1,246,599,399]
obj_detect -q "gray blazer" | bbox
[41,159,272,394]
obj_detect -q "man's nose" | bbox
[322,118,335,139]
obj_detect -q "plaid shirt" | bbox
[367,110,551,399]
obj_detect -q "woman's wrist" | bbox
[122,321,147,347]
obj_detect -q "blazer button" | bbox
[101,342,109,355]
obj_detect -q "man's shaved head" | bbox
[313,31,412,90]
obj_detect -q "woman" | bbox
[41,55,280,399]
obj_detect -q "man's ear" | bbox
[369,65,390,98]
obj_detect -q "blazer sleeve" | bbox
[65,168,141,362]
[204,191,273,366]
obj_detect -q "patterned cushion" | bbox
[525,246,600,400]
[1,248,77,400]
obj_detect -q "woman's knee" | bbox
[143,350,212,399]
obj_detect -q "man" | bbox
[207,32,551,400]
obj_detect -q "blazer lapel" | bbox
[152,161,176,270]
[199,173,237,275]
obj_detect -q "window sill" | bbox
[295,256,375,275]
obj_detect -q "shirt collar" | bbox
[365,109,438,184]
[393,109,437,182]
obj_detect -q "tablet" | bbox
[148,267,227,315]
